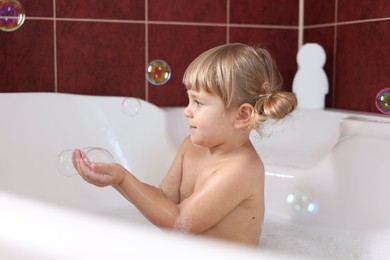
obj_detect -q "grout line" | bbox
[331,0,338,108]
[298,0,304,49]
[25,17,54,20]
[145,0,149,101]
[334,16,390,26]
[26,16,146,24]
[226,0,230,43]
[304,16,390,29]
[229,23,298,29]
[26,15,390,29]
[25,16,299,29]
[304,22,339,29]
[147,20,227,27]
[53,0,58,93]
[146,20,292,28]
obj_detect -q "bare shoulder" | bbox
[174,136,195,158]
[180,135,206,157]
[180,136,196,151]
[215,146,264,198]
[228,145,264,179]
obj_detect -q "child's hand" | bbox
[72,149,126,187]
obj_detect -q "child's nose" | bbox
[183,105,192,118]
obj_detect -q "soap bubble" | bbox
[286,190,319,218]
[85,147,114,163]
[121,97,141,116]
[0,0,26,32]
[146,59,171,85]
[57,147,114,177]
[57,149,78,177]
[375,88,390,114]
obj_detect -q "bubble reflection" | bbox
[375,88,390,114]
[286,190,319,217]
[0,0,26,32]
[146,59,171,85]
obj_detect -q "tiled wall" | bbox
[0,0,299,106]
[304,0,390,113]
[0,0,389,113]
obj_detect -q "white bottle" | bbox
[292,43,329,109]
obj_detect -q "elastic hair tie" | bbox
[258,93,272,100]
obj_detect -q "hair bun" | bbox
[263,92,297,119]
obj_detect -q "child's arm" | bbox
[74,155,180,228]
[72,140,186,228]
[72,142,259,233]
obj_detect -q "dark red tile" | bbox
[56,21,145,97]
[305,0,335,25]
[338,0,390,21]
[230,0,299,25]
[0,20,54,92]
[23,0,53,17]
[304,27,335,107]
[56,0,145,20]
[335,21,390,113]
[230,27,298,91]
[148,24,226,106]
[148,0,226,23]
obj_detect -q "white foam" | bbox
[260,214,387,259]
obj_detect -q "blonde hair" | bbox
[183,43,297,133]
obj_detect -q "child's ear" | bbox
[234,103,253,129]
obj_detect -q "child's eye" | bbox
[195,100,203,107]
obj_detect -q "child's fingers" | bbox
[89,162,111,174]
[72,149,82,171]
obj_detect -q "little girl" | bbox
[73,43,297,246]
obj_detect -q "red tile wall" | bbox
[0,0,298,107]
[304,0,390,113]
[1,0,388,113]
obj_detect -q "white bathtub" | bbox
[1,93,389,259]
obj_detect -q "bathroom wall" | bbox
[304,0,390,112]
[0,0,389,113]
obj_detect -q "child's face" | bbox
[184,89,237,148]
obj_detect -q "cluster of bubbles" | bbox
[286,190,319,218]
[58,59,172,175]
[0,0,25,32]
[57,96,142,176]
[57,147,114,177]
[375,88,390,114]
[121,59,171,116]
